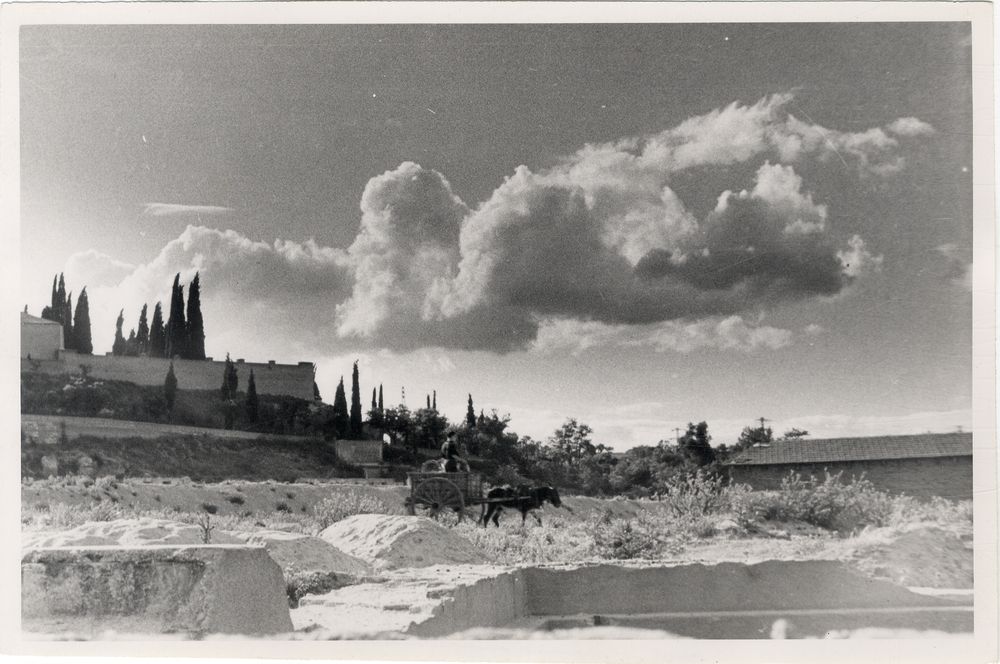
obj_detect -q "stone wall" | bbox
[727,456,972,500]
[334,439,383,465]
[21,413,316,445]
[22,353,315,400]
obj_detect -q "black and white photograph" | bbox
[1,3,996,659]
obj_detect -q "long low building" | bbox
[724,432,973,500]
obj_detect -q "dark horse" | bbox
[480,484,562,527]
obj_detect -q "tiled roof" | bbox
[21,311,61,326]
[725,432,973,466]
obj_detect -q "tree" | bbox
[349,361,363,438]
[378,384,383,411]
[332,377,350,439]
[734,423,773,452]
[165,273,187,359]
[125,328,138,356]
[72,288,93,355]
[426,394,431,409]
[466,394,476,429]
[164,362,178,414]
[782,428,810,440]
[680,421,716,466]
[136,304,149,355]
[186,272,206,360]
[56,274,66,323]
[313,381,322,401]
[149,302,166,358]
[44,275,59,322]
[62,292,74,350]
[220,353,238,398]
[112,310,126,356]
[371,388,378,413]
[246,369,259,423]
[432,390,437,410]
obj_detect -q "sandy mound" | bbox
[851,526,973,588]
[320,515,489,570]
[22,517,244,549]
[229,529,371,578]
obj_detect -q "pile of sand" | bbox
[320,515,490,570]
[22,517,244,549]
[850,526,973,588]
[230,529,371,578]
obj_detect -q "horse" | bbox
[480,484,562,527]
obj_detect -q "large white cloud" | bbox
[70,93,930,355]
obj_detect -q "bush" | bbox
[658,469,727,518]
[741,471,896,533]
[201,502,219,515]
[275,502,291,513]
[313,492,391,530]
[226,495,245,505]
[285,571,348,608]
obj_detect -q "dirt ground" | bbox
[21,477,975,639]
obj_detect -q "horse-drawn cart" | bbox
[405,471,485,521]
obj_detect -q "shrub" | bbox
[226,495,245,505]
[658,469,727,518]
[757,471,896,533]
[286,492,296,500]
[593,517,661,560]
[313,493,391,530]
[275,502,291,513]
[201,503,219,515]
[286,571,348,608]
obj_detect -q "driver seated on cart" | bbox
[441,429,468,472]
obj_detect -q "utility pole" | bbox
[673,427,683,443]
[757,417,771,430]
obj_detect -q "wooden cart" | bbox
[405,471,485,522]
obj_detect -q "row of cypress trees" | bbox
[113,272,206,360]
[40,273,93,355]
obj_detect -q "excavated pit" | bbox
[294,559,973,639]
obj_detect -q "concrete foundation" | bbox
[22,545,293,636]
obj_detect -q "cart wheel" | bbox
[411,477,464,521]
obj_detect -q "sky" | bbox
[18,23,974,449]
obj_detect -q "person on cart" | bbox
[440,429,469,472]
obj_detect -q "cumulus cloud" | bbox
[83,225,352,358]
[81,93,933,355]
[886,117,936,137]
[64,249,137,288]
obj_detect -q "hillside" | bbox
[21,434,362,483]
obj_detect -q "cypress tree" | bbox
[378,384,383,412]
[426,394,431,409]
[186,272,206,360]
[220,353,238,398]
[164,362,178,414]
[56,274,66,323]
[350,361,363,438]
[466,394,476,428]
[149,302,165,358]
[125,329,136,355]
[246,369,259,423]
[165,273,186,359]
[72,288,93,355]
[112,309,126,356]
[332,377,349,439]
[432,391,437,410]
[136,304,149,355]
[46,275,59,321]
[371,387,378,412]
[62,292,74,350]
[313,381,322,401]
